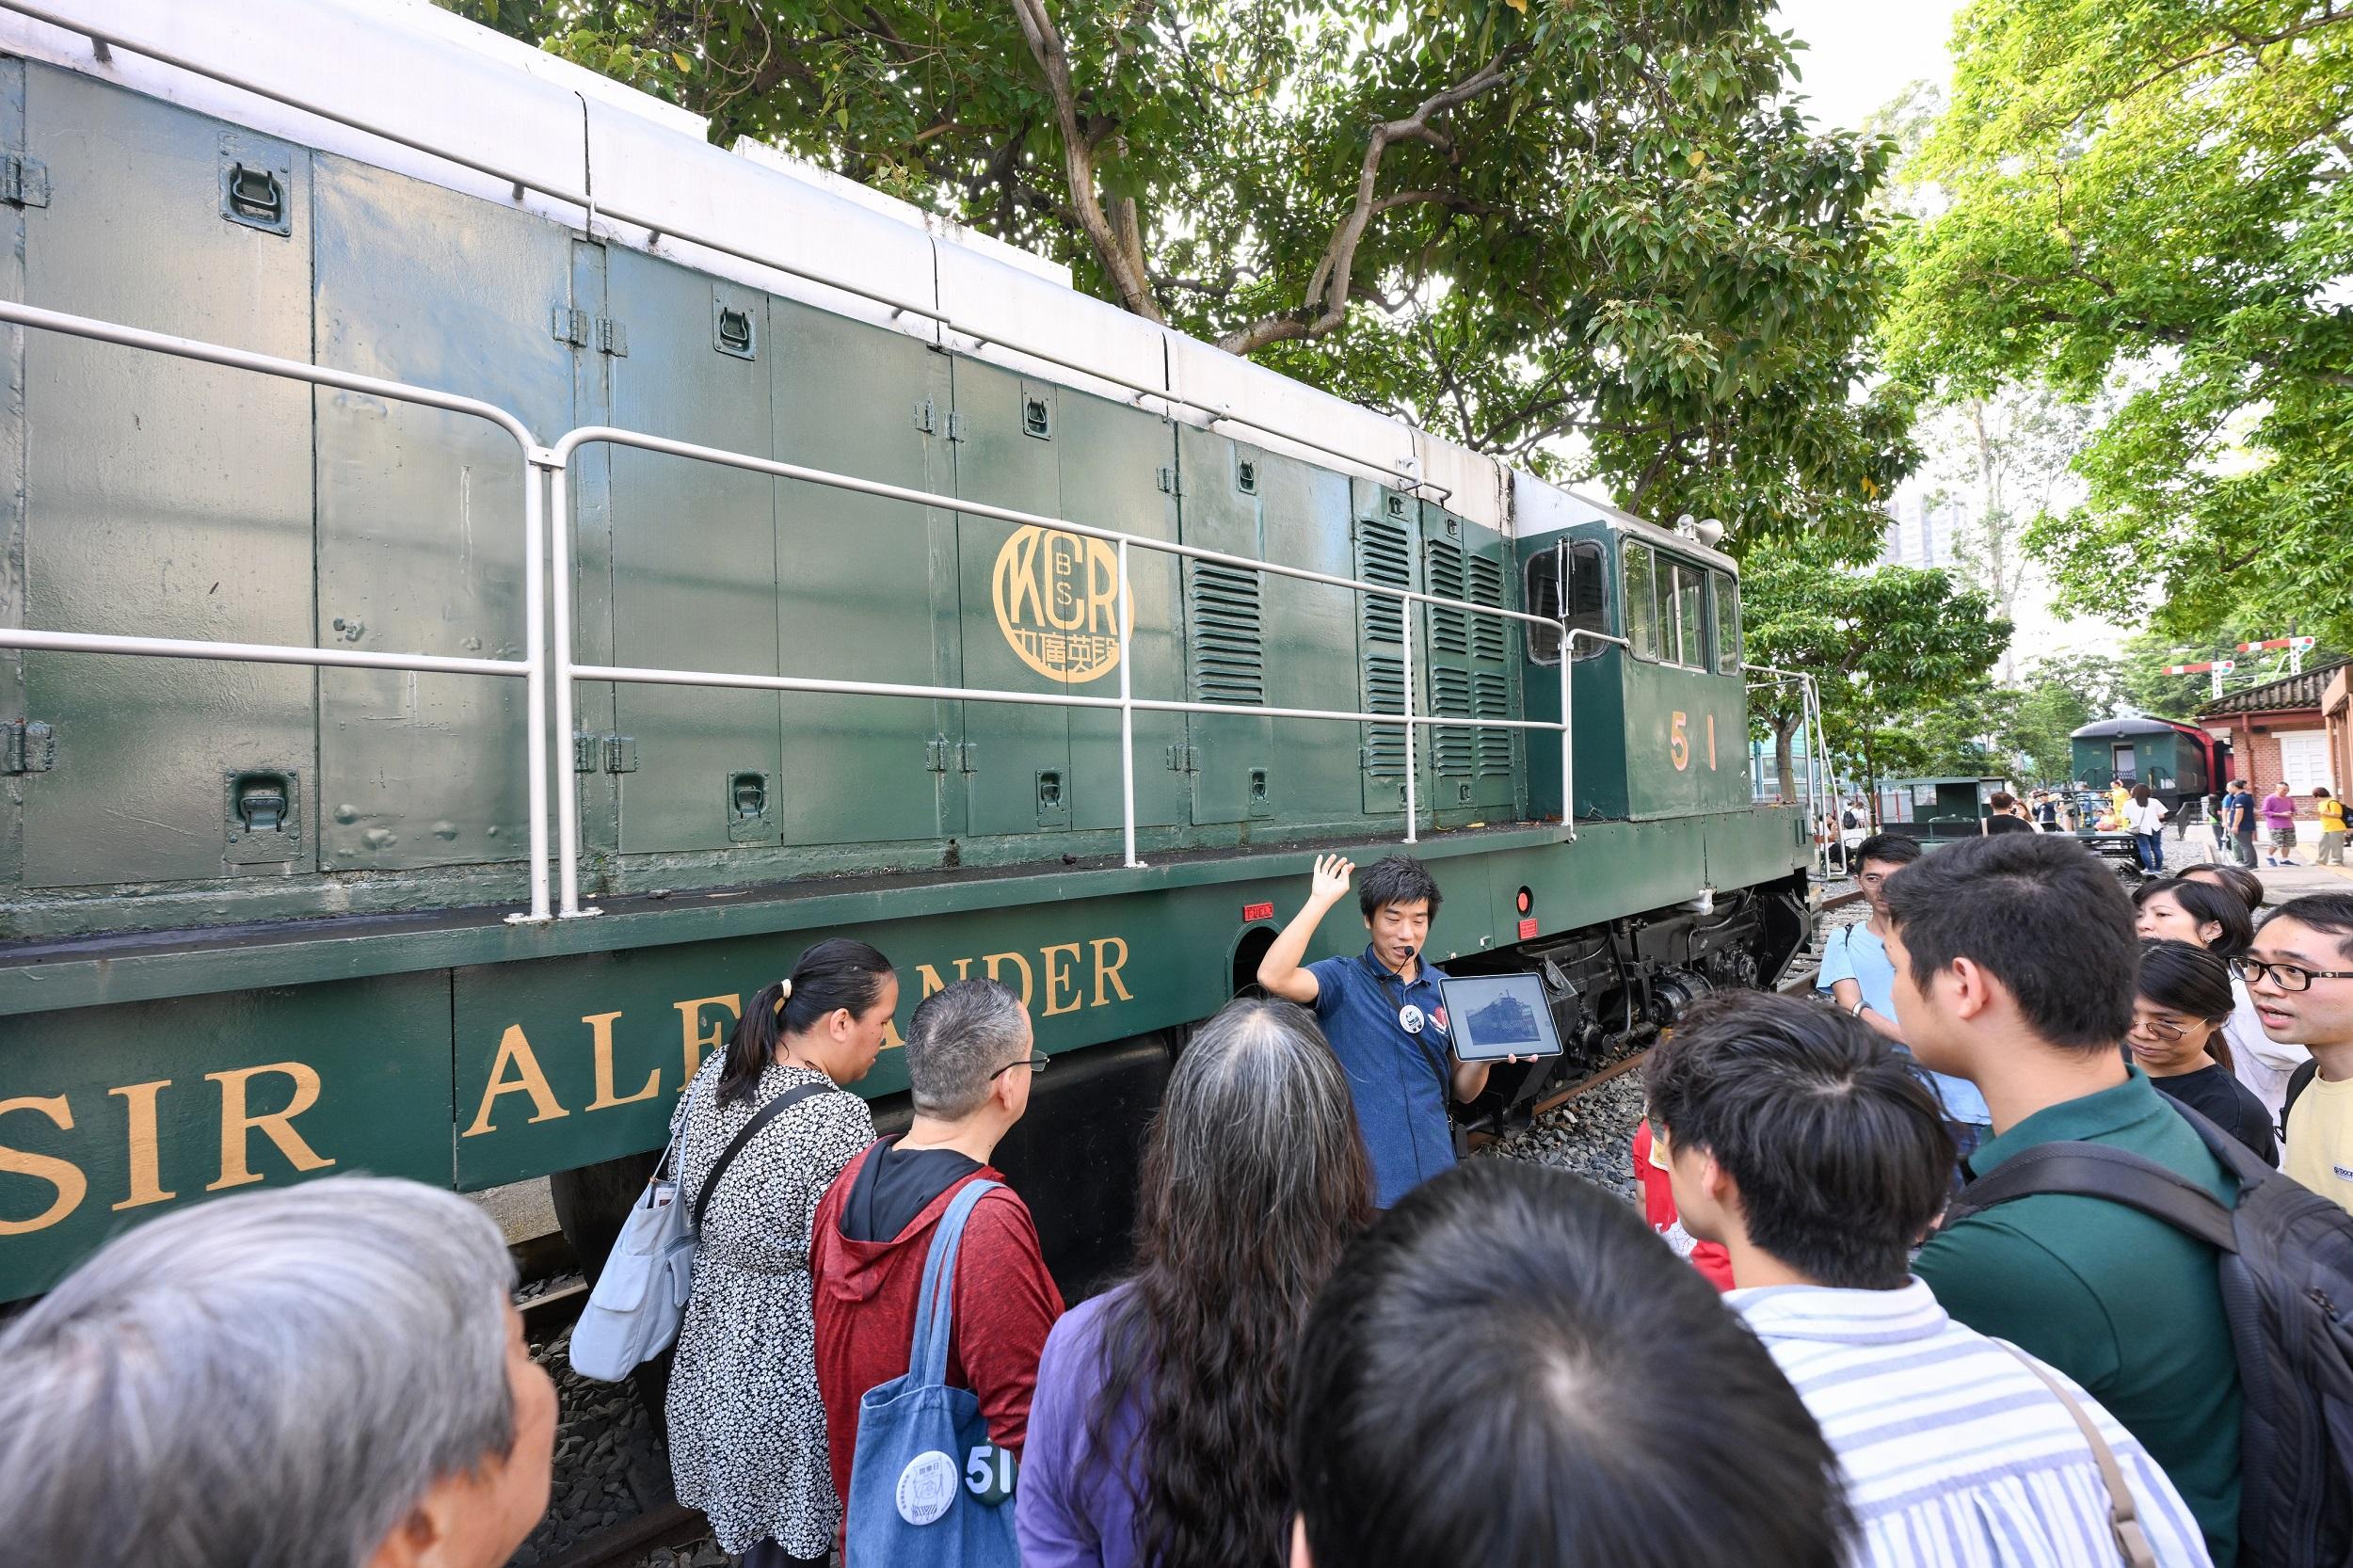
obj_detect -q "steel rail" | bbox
[0,298,556,921]
[5,1,1450,493]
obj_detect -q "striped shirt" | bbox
[1732,1280,2212,1568]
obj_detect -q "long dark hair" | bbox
[1086,999,1373,1568]
[716,937,894,1105]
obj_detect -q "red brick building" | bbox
[2199,658,2350,817]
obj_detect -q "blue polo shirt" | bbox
[1308,946,1455,1208]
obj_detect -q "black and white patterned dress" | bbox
[664,1054,876,1555]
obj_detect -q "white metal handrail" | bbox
[1743,662,1838,875]
[544,424,1568,915]
[0,298,557,921]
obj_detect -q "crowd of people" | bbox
[4,835,2351,1568]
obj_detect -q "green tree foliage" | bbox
[1741,538,2012,801]
[2004,651,2129,784]
[445,0,1913,549]
[1885,0,2353,645]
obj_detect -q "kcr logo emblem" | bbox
[991,525,1123,682]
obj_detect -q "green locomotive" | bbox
[0,0,1819,1300]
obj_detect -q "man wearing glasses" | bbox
[812,977,1064,1528]
[2240,894,2353,1215]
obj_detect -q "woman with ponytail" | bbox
[665,938,899,1567]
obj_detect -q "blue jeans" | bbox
[2136,832,2165,872]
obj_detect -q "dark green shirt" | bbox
[1914,1069,2242,1566]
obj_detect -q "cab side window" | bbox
[1525,542,1610,665]
[1623,541,1658,661]
[1673,561,1707,668]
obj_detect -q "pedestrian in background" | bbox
[667,939,897,1568]
[1981,790,2036,835]
[2224,779,2259,869]
[2261,781,2300,866]
[1646,994,2215,1568]
[0,1176,556,1568]
[2132,940,2277,1164]
[2209,792,2228,852]
[1886,833,2244,1564]
[1287,1160,1851,1568]
[2315,787,2346,867]
[1017,998,1372,1568]
[812,977,1064,1561]
[2126,783,2171,872]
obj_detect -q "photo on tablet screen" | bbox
[1436,973,1564,1062]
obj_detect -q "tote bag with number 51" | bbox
[844,1178,1021,1567]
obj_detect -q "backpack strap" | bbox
[1991,1341,2157,1568]
[907,1177,1001,1389]
[692,1080,837,1234]
[1944,1140,2239,1254]
[2285,1058,2321,1126]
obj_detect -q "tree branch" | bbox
[1006,0,1164,321]
[1217,52,1514,357]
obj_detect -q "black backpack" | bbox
[1943,1104,2353,1568]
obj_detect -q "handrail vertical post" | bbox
[1400,586,1417,845]
[548,458,593,917]
[1116,537,1140,870]
[1559,625,1574,840]
[514,454,552,923]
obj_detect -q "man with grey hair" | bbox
[813,977,1064,1520]
[0,1175,555,1568]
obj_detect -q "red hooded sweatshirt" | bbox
[810,1140,1065,1534]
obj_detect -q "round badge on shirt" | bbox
[896,1450,958,1526]
[1399,1003,1425,1034]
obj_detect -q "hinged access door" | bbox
[1420,504,1518,819]
[1352,482,1425,816]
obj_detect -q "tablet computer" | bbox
[1436,973,1564,1063]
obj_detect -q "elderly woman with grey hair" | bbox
[0,1175,554,1568]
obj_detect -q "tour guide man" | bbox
[1258,853,1511,1207]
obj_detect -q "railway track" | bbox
[1525,886,1865,1114]
[512,885,1868,1568]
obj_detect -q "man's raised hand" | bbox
[1310,854,1355,904]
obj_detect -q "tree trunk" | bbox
[1775,716,1799,804]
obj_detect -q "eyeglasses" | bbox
[987,1052,1051,1080]
[2232,958,2353,993]
[2130,1016,2189,1043]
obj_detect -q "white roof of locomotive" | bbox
[0,0,1689,545]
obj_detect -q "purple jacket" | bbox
[1014,1284,1148,1568]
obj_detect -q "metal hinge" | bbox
[596,317,629,357]
[571,732,637,772]
[3,719,54,774]
[551,306,591,347]
[914,399,936,435]
[958,741,979,774]
[1164,743,1199,774]
[946,411,969,442]
[1,153,49,209]
[1156,466,1182,495]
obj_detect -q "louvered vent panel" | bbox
[1469,555,1507,663]
[1433,666,1476,776]
[1356,517,1412,646]
[1189,563,1265,706]
[1365,654,1407,777]
[1475,672,1513,775]
[1426,537,1469,657]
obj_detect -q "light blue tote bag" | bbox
[845,1177,1022,1566]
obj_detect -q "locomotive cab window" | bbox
[1672,560,1708,669]
[1526,541,1609,664]
[1712,571,1742,675]
[1623,540,1659,661]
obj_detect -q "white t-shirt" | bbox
[2124,799,2170,834]
[2226,978,2310,1128]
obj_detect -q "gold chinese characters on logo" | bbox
[991,525,1123,682]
